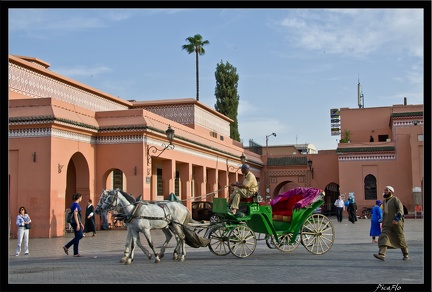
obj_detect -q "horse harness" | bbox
[122,201,173,224]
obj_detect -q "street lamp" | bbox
[307,159,314,179]
[266,133,276,155]
[147,125,175,171]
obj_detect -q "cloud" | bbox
[56,65,112,77]
[278,9,423,59]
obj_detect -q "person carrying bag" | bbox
[15,206,31,256]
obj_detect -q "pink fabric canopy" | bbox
[270,187,323,211]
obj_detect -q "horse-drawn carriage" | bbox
[95,187,335,263]
[193,187,335,258]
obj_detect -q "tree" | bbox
[182,34,210,101]
[214,60,240,141]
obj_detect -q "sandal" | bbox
[74,254,83,257]
[63,246,69,255]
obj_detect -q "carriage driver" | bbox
[228,164,258,215]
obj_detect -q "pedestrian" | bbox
[374,186,409,261]
[347,194,358,224]
[63,193,84,257]
[370,135,374,142]
[15,206,31,256]
[83,199,96,237]
[370,200,383,243]
[228,164,258,216]
[334,195,345,222]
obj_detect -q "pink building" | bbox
[8,55,424,238]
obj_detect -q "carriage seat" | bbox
[240,192,261,203]
[272,214,292,222]
[271,193,303,223]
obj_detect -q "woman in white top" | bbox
[15,206,31,256]
[334,195,345,223]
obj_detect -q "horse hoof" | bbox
[180,257,185,262]
[155,258,160,264]
[119,258,126,263]
[126,259,132,265]
[147,254,152,260]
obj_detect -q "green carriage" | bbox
[204,187,335,258]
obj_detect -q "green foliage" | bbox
[182,34,210,101]
[214,60,240,141]
[340,129,352,143]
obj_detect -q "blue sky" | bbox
[8,6,425,150]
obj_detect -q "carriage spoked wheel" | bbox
[300,214,335,254]
[273,233,301,252]
[228,225,257,258]
[209,214,220,223]
[265,235,276,249]
[208,226,231,256]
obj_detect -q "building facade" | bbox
[8,55,424,239]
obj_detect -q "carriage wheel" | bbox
[265,235,276,249]
[208,226,231,256]
[209,214,220,223]
[274,233,300,252]
[228,225,257,258]
[300,214,335,255]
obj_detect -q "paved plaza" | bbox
[5,217,430,291]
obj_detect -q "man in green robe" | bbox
[373,186,409,261]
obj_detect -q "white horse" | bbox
[95,190,152,265]
[98,189,193,263]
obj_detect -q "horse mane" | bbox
[116,189,136,205]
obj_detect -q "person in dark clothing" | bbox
[347,195,358,224]
[83,199,96,236]
[370,135,374,142]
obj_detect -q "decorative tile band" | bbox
[338,154,396,161]
[9,63,127,112]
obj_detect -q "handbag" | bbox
[67,211,74,224]
[25,223,32,229]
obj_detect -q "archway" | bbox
[323,182,340,216]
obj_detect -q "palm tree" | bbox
[182,34,210,101]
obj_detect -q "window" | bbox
[175,171,180,195]
[113,169,123,190]
[378,135,389,142]
[157,168,163,196]
[364,174,377,200]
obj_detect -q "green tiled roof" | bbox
[336,146,395,153]
[267,156,307,166]
[390,112,423,118]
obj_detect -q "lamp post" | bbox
[266,133,276,155]
[307,159,314,179]
[146,125,175,174]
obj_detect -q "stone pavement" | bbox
[5,217,430,291]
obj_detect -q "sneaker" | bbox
[24,253,29,256]
[15,254,19,256]
[403,255,409,261]
[373,254,385,261]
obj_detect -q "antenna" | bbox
[358,75,364,108]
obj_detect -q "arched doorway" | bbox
[323,182,340,216]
